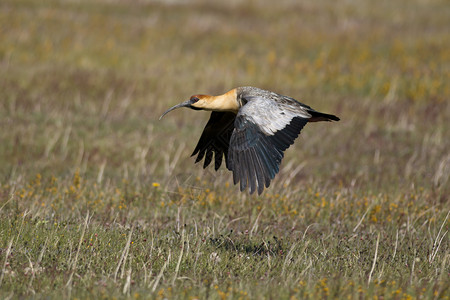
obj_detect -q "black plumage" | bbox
[191,112,236,170]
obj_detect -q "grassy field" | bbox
[1,0,449,298]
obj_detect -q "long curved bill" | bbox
[159,100,191,120]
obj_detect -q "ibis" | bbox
[160,86,339,195]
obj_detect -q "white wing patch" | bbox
[239,96,311,136]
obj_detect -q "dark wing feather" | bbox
[191,112,236,170]
[228,100,308,195]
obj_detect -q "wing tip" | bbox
[330,115,340,121]
[307,110,340,122]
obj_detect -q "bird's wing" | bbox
[191,111,236,170]
[228,97,310,195]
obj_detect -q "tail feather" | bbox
[308,110,340,122]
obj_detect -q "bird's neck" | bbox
[207,89,240,113]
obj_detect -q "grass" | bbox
[0,0,449,298]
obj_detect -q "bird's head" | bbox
[159,89,239,120]
[159,95,210,120]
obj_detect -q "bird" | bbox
[160,86,339,195]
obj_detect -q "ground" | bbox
[0,0,449,299]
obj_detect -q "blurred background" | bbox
[1,0,449,202]
[0,1,449,298]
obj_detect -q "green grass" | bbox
[0,0,449,299]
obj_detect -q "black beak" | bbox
[159,100,192,120]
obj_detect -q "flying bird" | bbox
[160,86,339,195]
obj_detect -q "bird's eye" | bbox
[191,96,199,103]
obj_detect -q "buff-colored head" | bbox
[188,94,211,110]
[159,89,239,120]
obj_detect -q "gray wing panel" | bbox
[228,98,309,194]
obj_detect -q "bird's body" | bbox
[160,86,339,195]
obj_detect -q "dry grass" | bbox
[0,0,449,298]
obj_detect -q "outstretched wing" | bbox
[228,97,310,195]
[191,112,236,170]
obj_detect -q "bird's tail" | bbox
[307,109,340,122]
